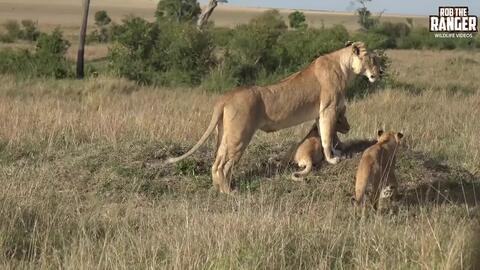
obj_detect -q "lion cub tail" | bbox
[166,103,224,164]
[291,162,313,181]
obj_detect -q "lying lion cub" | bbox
[291,111,350,181]
[354,130,403,209]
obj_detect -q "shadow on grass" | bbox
[398,152,480,208]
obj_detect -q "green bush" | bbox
[87,27,110,43]
[4,20,22,40]
[2,19,40,42]
[221,10,287,85]
[371,21,410,48]
[34,29,72,78]
[275,25,349,71]
[351,31,390,50]
[155,0,201,23]
[94,10,112,27]
[20,20,41,41]
[210,27,233,47]
[108,17,214,86]
[288,11,307,29]
[0,28,71,79]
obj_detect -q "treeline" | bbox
[0,1,478,92]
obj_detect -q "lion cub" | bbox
[291,112,350,181]
[354,130,403,209]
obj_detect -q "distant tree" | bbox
[155,0,201,23]
[288,10,307,29]
[356,0,377,30]
[94,10,111,26]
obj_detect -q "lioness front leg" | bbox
[319,108,340,164]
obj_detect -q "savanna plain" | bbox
[0,49,479,269]
[0,2,480,269]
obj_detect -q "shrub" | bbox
[4,20,22,41]
[0,28,71,79]
[87,27,110,43]
[2,20,41,42]
[222,10,287,85]
[155,0,201,23]
[34,28,72,78]
[371,21,410,48]
[351,31,389,50]
[20,20,41,41]
[288,11,307,29]
[210,27,233,47]
[108,17,215,86]
[0,49,34,76]
[275,25,349,71]
[94,10,112,27]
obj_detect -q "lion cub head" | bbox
[347,41,382,83]
[376,130,403,145]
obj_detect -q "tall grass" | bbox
[0,50,479,269]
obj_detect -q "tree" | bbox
[94,10,111,27]
[155,0,201,23]
[76,0,90,79]
[197,0,227,29]
[356,0,377,30]
[288,10,307,29]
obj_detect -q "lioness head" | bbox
[336,112,350,134]
[348,41,382,83]
[376,130,403,144]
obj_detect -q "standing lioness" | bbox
[167,42,381,193]
[355,130,403,209]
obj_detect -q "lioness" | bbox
[291,107,350,181]
[354,130,403,209]
[167,42,381,193]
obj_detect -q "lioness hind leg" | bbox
[213,118,255,193]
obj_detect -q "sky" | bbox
[198,0,480,16]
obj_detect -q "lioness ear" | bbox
[345,40,353,47]
[353,44,360,56]
[397,132,404,139]
[377,130,384,137]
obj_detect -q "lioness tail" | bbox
[166,103,223,164]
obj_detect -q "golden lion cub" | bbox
[292,111,350,181]
[354,130,403,209]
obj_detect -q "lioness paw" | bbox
[326,156,341,165]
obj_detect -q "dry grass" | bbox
[0,49,479,269]
[0,0,426,37]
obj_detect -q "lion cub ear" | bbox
[345,41,354,47]
[377,130,384,137]
[396,132,404,139]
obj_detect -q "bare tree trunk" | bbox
[76,0,90,79]
[197,0,227,29]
